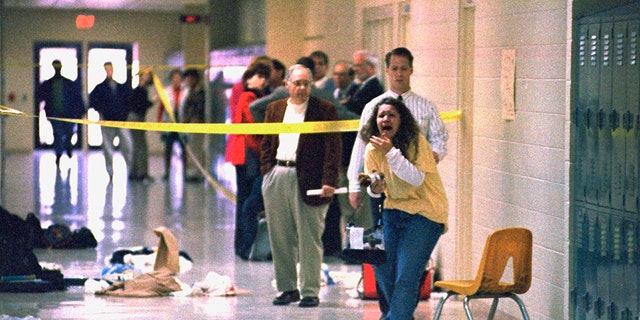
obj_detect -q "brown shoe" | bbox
[273,290,300,305]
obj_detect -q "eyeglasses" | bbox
[290,80,312,88]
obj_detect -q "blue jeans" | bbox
[374,209,443,320]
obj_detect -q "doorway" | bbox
[33,42,133,150]
[33,42,83,150]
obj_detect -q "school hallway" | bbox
[0,150,518,320]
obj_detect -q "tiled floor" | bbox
[0,149,518,320]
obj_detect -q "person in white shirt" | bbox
[346,47,449,316]
[348,47,448,212]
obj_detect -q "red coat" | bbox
[225,90,262,165]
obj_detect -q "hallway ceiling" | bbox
[3,0,207,12]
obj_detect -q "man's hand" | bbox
[349,192,362,209]
[319,185,336,198]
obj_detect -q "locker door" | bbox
[610,20,626,210]
[586,22,602,204]
[575,23,589,202]
[595,212,611,320]
[597,21,613,207]
[625,21,639,214]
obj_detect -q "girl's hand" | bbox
[369,135,393,154]
[370,179,384,194]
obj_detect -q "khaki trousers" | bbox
[262,165,328,297]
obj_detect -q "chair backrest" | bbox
[473,227,532,295]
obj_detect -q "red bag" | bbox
[358,263,433,300]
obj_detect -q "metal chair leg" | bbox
[432,292,453,320]
[487,297,499,320]
[463,296,475,320]
[508,293,531,320]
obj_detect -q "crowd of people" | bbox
[228,47,449,319]
[40,47,449,319]
[39,61,208,184]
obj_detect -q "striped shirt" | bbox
[347,89,448,192]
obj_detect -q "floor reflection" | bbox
[0,150,514,320]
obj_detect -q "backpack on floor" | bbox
[0,206,65,292]
[248,216,272,261]
[0,206,41,277]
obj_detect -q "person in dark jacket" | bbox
[36,59,86,166]
[89,61,132,180]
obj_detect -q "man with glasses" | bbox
[260,64,341,308]
[346,50,385,115]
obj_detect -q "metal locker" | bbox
[571,205,588,319]
[586,22,602,204]
[609,216,627,319]
[575,23,590,202]
[624,20,639,214]
[572,13,640,320]
[595,212,612,320]
[585,209,600,320]
[598,21,613,208]
[611,20,627,210]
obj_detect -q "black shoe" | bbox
[298,296,319,308]
[272,290,300,305]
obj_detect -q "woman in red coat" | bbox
[225,62,272,257]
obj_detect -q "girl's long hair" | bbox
[360,97,421,161]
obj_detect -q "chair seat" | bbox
[434,280,477,296]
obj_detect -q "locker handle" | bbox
[610,109,620,131]
[597,109,605,130]
[622,111,633,131]
[572,108,580,126]
[594,297,604,318]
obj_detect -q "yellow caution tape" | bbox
[152,72,177,123]
[0,103,460,204]
[1,107,461,134]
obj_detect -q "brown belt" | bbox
[276,159,296,167]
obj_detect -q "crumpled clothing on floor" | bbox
[94,268,181,297]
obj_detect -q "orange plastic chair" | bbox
[433,227,532,320]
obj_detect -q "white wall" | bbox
[469,1,570,319]
[263,1,572,319]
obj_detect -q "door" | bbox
[33,42,83,150]
[571,12,639,320]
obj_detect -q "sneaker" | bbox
[272,290,300,305]
[298,296,319,308]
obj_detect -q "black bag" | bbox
[248,217,272,261]
[0,207,42,277]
